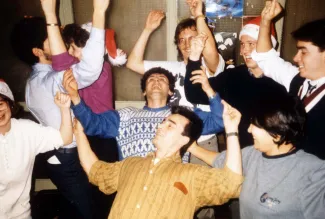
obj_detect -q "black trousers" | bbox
[47,136,118,219]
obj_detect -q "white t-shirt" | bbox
[0,119,63,219]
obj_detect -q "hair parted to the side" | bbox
[171,106,203,157]
[140,67,175,104]
[62,23,90,48]
[251,95,306,149]
[292,18,325,52]
[10,17,47,65]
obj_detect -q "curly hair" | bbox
[140,67,176,104]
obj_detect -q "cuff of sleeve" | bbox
[188,59,201,66]
[251,48,279,62]
[89,160,106,185]
[71,99,86,115]
[90,27,105,42]
[209,93,221,103]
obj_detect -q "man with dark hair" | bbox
[10,0,111,217]
[251,0,325,159]
[63,67,224,161]
[72,102,243,219]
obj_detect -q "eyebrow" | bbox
[166,118,177,125]
[297,46,307,50]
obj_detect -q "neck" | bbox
[147,98,168,108]
[249,67,264,78]
[266,143,295,156]
[155,149,177,159]
[39,56,52,65]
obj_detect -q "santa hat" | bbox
[239,16,277,48]
[81,22,127,66]
[0,79,14,101]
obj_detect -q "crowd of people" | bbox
[1,0,325,218]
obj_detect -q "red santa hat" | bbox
[81,22,127,66]
[0,79,14,101]
[239,16,277,48]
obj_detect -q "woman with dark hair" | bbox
[0,80,73,219]
[189,95,325,218]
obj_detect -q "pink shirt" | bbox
[52,52,113,113]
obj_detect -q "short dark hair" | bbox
[11,17,47,65]
[140,67,175,104]
[292,18,325,52]
[62,23,90,48]
[0,94,24,119]
[171,106,203,157]
[251,96,306,148]
[174,18,197,60]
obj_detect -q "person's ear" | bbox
[32,48,43,57]
[180,136,190,147]
[143,91,146,97]
[168,90,173,96]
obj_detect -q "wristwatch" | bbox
[226,132,238,138]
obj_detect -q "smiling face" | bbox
[153,114,190,153]
[177,27,198,61]
[240,35,258,69]
[0,97,12,134]
[248,123,277,154]
[293,41,325,80]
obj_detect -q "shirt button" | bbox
[149,170,153,174]
[143,186,148,191]
[136,204,140,209]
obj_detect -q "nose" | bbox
[293,51,300,63]
[247,124,252,133]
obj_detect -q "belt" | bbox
[57,147,77,154]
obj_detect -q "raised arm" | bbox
[252,0,298,91]
[126,10,165,74]
[257,0,282,53]
[188,141,219,166]
[63,69,120,138]
[54,91,73,145]
[187,0,220,73]
[222,100,242,175]
[40,0,67,55]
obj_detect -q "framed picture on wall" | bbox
[206,0,244,18]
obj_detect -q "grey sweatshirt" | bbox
[213,146,325,219]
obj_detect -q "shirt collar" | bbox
[147,152,182,164]
[31,63,53,76]
[304,76,325,88]
[143,105,170,112]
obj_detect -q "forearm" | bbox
[196,16,219,73]
[45,13,67,55]
[190,143,219,166]
[257,19,273,53]
[126,29,152,74]
[184,59,210,104]
[59,108,73,145]
[92,10,106,29]
[225,131,242,175]
[75,131,99,176]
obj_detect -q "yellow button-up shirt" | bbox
[89,153,243,219]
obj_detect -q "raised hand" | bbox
[62,69,79,104]
[190,32,208,61]
[190,66,214,97]
[54,91,71,109]
[222,100,241,133]
[186,0,203,18]
[40,0,56,16]
[261,0,282,21]
[145,10,165,32]
[93,0,110,14]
